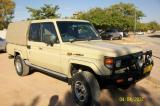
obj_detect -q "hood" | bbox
[62,40,142,59]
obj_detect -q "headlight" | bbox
[138,55,143,60]
[136,56,144,69]
[146,55,153,64]
[104,57,114,69]
[116,60,121,68]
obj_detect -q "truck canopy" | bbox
[6,21,30,45]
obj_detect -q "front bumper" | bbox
[98,50,153,89]
[97,68,151,89]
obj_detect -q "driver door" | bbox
[28,22,61,72]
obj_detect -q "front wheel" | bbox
[71,71,100,106]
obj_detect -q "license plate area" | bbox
[143,65,152,74]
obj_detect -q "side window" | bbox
[41,22,59,43]
[29,23,41,42]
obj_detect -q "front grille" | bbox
[115,52,142,69]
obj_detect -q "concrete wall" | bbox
[0,29,7,39]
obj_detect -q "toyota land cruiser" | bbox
[6,19,153,105]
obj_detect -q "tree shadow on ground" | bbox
[49,85,159,106]
[13,96,40,106]
[100,86,159,106]
[148,35,160,38]
[49,91,77,106]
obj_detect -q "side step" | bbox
[25,60,68,83]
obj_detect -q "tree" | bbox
[26,4,60,20]
[75,8,107,29]
[73,3,145,31]
[137,22,149,31]
[0,0,15,30]
[147,21,160,31]
[105,3,144,31]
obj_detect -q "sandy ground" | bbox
[0,34,160,106]
[0,52,160,106]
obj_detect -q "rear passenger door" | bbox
[28,22,61,72]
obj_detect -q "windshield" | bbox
[57,21,101,42]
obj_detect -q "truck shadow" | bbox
[48,85,159,106]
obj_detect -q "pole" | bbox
[134,8,137,38]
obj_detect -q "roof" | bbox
[30,18,89,23]
[12,19,89,24]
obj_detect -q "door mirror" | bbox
[44,34,56,46]
[50,35,56,46]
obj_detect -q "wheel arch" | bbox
[68,59,102,78]
[14,50,23,58]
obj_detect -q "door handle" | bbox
[27,45,31,49]
[39,47,42,50]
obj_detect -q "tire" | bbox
[71,71,100,106]
[110,37,113,40]
[119,35,122,40]
[3,47,6,53]
[14,55,30,76]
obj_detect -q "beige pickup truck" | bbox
[6,19,153,105]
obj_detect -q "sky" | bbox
[14,0,160,23]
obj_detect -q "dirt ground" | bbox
[1,34,160,106]
[0,52,160,106]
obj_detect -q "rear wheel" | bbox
[110,37,113,40]
[14,55,30,76]
[71,71,100,106]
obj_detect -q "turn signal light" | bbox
[104,58,113,65]
[116,79,124,83]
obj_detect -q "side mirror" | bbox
[50,35,56,46]
[44,34,56,46]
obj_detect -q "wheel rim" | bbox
[74,81,87,102]
[15,59,22,73]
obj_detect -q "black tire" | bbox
[110,37,113,40]
[119,35,122,40]
[14,55,30,76]
[3,48,6,53]
[71,71,100,106]
[109,35,113,40]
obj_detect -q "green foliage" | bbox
[0,0,15,30]
[26,4,60,20]
[137,22,148,31]
[147,21,160,30]
[75,8,107,29]
[73,3,145,31]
